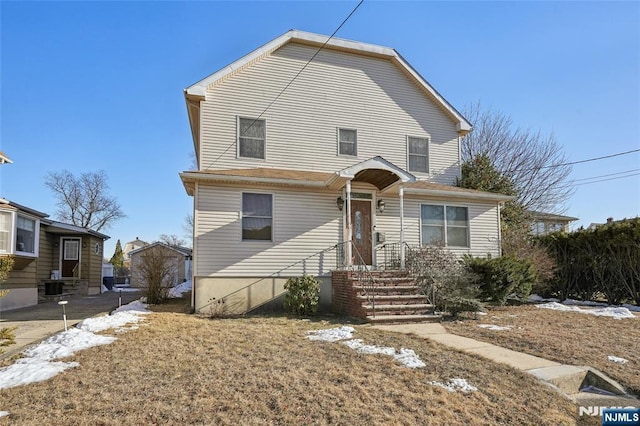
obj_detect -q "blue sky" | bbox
[1,1,638,257]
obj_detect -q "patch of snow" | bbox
[429,378,478,393]
[0,300,150,391]
[308,328,425,369]
[608,355,629,364]
[101,284,109,293]
[478,324,512,331]
[342,340,426,369]
[563,299,608,307]
[536,302,636,319]
[306,326,355,342]
[24,329,115,361]
[580,385,618,396]
[343,339,396,356]
[476,312,488,316]
[168,280,192,298]
[112,300,150,314]
[0,411,9,418]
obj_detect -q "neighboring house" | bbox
[129,242,192,288]
[0,199,109,310]
[529,211,578,236]
[123,237,147,267]
[0,150,12,165]
[180,30,512,316]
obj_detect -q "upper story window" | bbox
[338,128,357,157]
[421,204,469,247]
[0,210,40,257]
[408,136,429,173]
[238,117,266,159]
[242,193,273,241]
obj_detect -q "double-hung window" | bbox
[421,204,469,247]
[242,193,273,241]
[16,215,36,254]
[238,117,266,159]
[0,211,11,253]
[338,128,357,156]
[408,136,429,173]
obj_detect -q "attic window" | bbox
[238,117,266,159]
[408,136,429,173]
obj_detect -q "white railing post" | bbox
[400,185,405,270]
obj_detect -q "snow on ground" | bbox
[102,285,140,293]
[608,355,629,364]
[478,324,512,331]
[168,280,192,298]
[535,302,636,319]
[0,412,8,418]
[306,327,425,369]
[306,326,355,342]
[622,304,640,313]
[0,300,150,393]
[428,378,478,393]
[529,294,640,314]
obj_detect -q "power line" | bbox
[203,0,365,171]
[571,168,640,183]
[574,172,640,187]
[505,148,640,174]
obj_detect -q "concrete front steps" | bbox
[354,270,441,324]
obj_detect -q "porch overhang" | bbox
[327,156,416,191]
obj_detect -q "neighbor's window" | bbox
[238,117,266,159]
[242,193,273,241]
[0,211,11,253]
[16,215,36,254]
[338,128,357,156]
[421,204,469,247]
[408,136,429,173]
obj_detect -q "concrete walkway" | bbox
[0,290,141,360]
[373,322,639,407]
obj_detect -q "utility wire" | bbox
[574,171,640,187]
[505,148,640,174]
[203,0,365,171]
[571,168,640,183]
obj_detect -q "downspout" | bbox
[346,179,352,267]
[191,183,198,314]
[497,202,503,257]
[399,185,405,269]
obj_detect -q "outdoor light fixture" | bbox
[377,199,386,213]
[336,196,344,211]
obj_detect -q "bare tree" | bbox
[159,234,187,248]
[182,214,193,247]
[462,103,573,213]
[45,170,125,231]
[135,245,177,304]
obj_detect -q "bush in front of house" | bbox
[0,255,16,354]
[407,246,482,316]
[464,254,537,305]
[284,276,320,316]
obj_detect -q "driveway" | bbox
[0,290,142,360]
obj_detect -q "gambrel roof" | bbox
[184,30,472,151]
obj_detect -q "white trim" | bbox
[405,186,514,202]
[180,172,327,189]
[336,156,416,183]
[419,203,470,248]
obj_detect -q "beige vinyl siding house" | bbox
[181,30,512,314]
